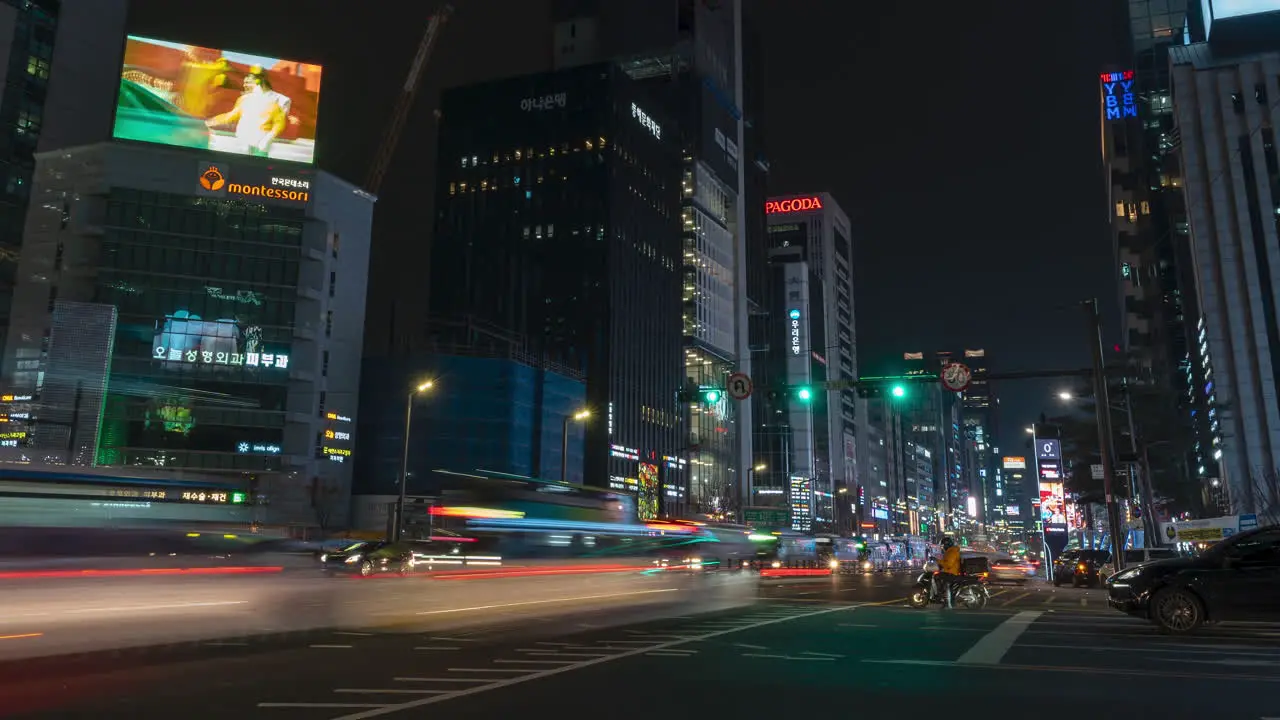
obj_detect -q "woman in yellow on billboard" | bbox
[205,67,290,157]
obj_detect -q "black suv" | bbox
[1108,526,1280,633]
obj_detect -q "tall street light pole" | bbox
[1085,299,1126,572]
[396,380,435,542]
[561,409,590,483]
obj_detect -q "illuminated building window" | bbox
[448,182,456,195]
[26,56,48,79]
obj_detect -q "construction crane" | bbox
[364,4,453,195]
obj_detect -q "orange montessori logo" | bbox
[197,166,309,203]
[199,166,225,191]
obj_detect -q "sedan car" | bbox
[320,541,414,577]
[1108,526,1280,633]
[990,557,1038,584]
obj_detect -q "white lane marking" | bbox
[446,668,533,673]
[742,653,835,661]
[802,651,845,658]
[862,658,1280,682]
[413,647,460,651]
[67,600,246,614]
[548,645,653,652]
[588,639,656,646]
[1154,657,1280,667]
[335,631,373,637]
[734,643,768,650]
[310,644,354,649]
[956,611,1042,665]
[393,678,491,683]
[645,651,696,657]
[335,689,450,695]
[492,659,574,665]
[1000,592,1032,607]
[331,603,862,719]
[260,703,391,709]
[414,588,678,616]
[1020,643,1280,657]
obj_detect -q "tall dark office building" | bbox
[550,0,769,516]
[1102,1,1219,505]
[427,64,686,507]
[0,0,59,356]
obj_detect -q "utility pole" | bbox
[1121,384,1161,545]
[1086,299,1126,572]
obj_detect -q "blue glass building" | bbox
[353,354,588,503]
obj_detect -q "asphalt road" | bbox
[8,572,1280,719]
[0,561,734,660]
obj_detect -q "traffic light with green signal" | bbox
[855,377,915,400]
[795,386,813,402]
[701,387,722,404]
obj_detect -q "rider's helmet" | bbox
[940,536,955,549]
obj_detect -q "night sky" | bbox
[126,0,1124,458]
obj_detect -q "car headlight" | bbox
[828,559,840,569]
[319,553,328,562]
[1110,567,1141,583]
[345,554,362,564]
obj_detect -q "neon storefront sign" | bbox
[766,196,823,214]
[153,346,290,369]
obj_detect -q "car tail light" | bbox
[1077,562,1087,572]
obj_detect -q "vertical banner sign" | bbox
[1034,437,1069,551]
[789,476,813,532]
[1100,70,1137,121]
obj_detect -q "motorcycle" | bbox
[908,571,990,609]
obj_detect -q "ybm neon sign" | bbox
[1100,70,1137,121]
[766,196,823,214]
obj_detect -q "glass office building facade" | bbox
[3,141,374,525]
[0,0,60,356]
[424,63,686,509]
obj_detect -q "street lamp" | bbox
[561,409,590,483]
[1025,426,1035,434]
[1058,391,1073,401]
[395,380,435,541]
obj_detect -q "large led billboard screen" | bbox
[113,36,322,164]
[1213,0,1280,18]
